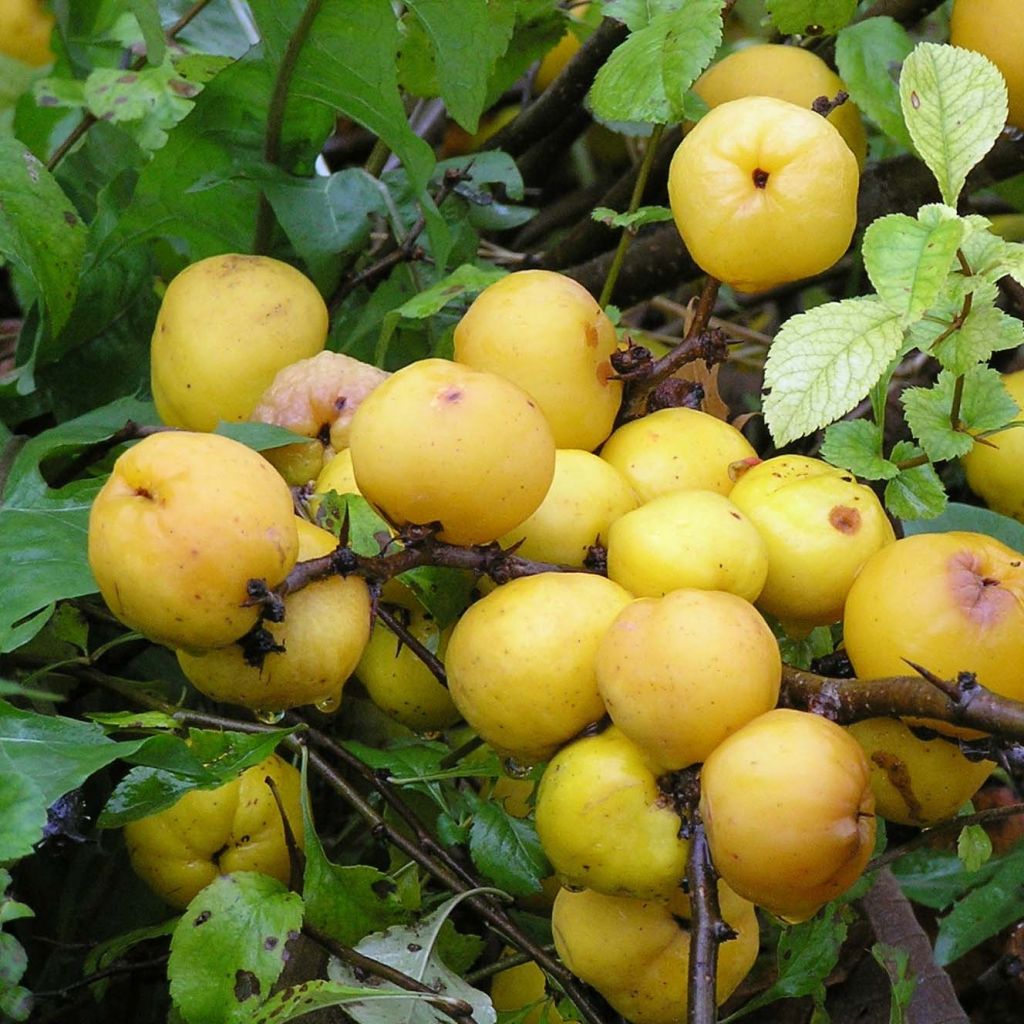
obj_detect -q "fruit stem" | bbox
[599,122,666,308]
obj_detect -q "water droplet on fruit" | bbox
[254,708,285,725]
[315,694,341,715]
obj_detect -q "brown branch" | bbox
[781,666,1024,741]
[486,18,629,159]
[859,870,969,1024]
[33,954,170,1000]
[686,816,727,1024]
[375,604,447,686]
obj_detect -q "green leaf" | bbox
[934,844,1024,965]
[870,943,915,1024]
[0,700,145,859]
[883,442,947,520]
[0,135,87,340]
[862,213,962,323]
[588,1,722,125]
[300,752,409,946]
[591,205,674,230]
[820,419,899,480]
[262,168,388,290]
[467,794,550,898]
[762,297,904,446]
[835,17,914,150]
[899,42,1007,208]
[777,624,835,671]
[84,918,177,976]
[168,873,305,1024]
[405,0,512,133]
[903,366,1020,462]
[397,565,476,629]
[213,421,311,451]
[765,0,857,34]
[721,902,848,1021]
[901,501,1024,552]
[891,845,1003,909]
[957,824,993,873]
[932,304,1024,376]
[315,492,393,556]
[127,0,167,65]
[99,729,296,826]
[0,888,33,1024]
[0,397,157,651]
[327,890,499,1024]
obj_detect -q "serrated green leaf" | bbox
[862,213,962,323]
[932,304,1024,376]
[168,873,304,1024]
[883,442,947,520]
[763,297,904,446]
[997,239,1024,287]
[766,0,857,34]
[327,890,498,1024]
[467,795,550,898]
[0,136,87,341]
[604,0,679,32]
[934,844,1024,965]
[776,623,835,671]
[588,1,722,125]
[721,901,848,1022]
[957,824,993,873]
[398,566,476,629]
[591,205,673,230]
[835,17,914,150]
[820,420,899,480]
[901,501,1024,552]
[902,367,1017,461]
[899,42,1007,208]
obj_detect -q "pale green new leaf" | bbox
[884,443,946,520]
[998,240,1024,287]
[762,297,904,446]
[862,213,962,323]
[591,204,673,230]
[932,305,1024,376]
[766,0,857,35]
[820,420,899,480]
[835,17,914,150]
[957,824,993,873]
[588,1,722,125]
[870,943,915,1024]
[899,42,1007,208]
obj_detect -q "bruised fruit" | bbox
[843,531,1024,704]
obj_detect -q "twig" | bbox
[599,123,667,307]
[781,665,1024,740]
[303,923,477,1024]
[375,604,447,686]
[33,954,170,999]
[686,816,727,1024]
[870,800,1024,871]
[45,0,218,170]
[253,0,325,253]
